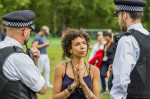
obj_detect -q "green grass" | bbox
[25,37,111,99]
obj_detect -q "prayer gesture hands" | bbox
[73,66,86,88]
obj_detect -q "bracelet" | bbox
[85,91,93,99]
[67,84,76,94]
[64,90,69,98]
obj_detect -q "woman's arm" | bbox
[53,63,78,99]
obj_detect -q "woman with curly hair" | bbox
[53,29,100,99]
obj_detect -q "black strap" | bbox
[89,64,91,75]
[0,46,24,79]
[88,64,92,90]
[113,29,134,46]
[65,62,67,75]
[123,29,134,35]
[13,46,24,53]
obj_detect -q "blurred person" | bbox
[0,10,46,99]
[32,26,53,88]
[88,32,108,92]
[110,0,150,99]
[53,29,100,99]
[107,29,115,41]
[100,33,116,94]
[1,26,7,41]
[107,29,112,34]
[89,32,106,62]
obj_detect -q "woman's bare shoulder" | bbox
[90,65,100,76]
[55,62,67,71]
[54,62,67,79]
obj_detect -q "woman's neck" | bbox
[71,57,85,68]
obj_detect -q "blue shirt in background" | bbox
[33,33,47,54]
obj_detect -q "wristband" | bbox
[64,90,69,98]
[67,84,76,94]
[85,91,93,99]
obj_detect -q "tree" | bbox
[1,0,150,36]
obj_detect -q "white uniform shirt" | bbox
[110,23,149,99]
[0,36,45,92]
[89,41,106,61]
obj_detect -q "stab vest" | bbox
[0,46,37,99]
[125,30,150,98]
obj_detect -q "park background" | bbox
[0,0,150,99]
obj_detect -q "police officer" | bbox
[0,10,46,99]
[110,0,150,99]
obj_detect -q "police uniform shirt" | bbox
[0,36,45,92]
[110,23,149,99]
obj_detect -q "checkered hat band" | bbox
[116,5,143,12]
[5,21,33,27]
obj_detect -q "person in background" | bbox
[89,32,106,62]
[0,10,46,99]
[110,0,150,99]
[100,33,116,94]
[32,26,53,88]
[53,29,100,99]
[88,32,108,92]
[1,26,7,41]
[107,29,112,34]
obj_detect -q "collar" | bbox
[127,23,149,35]
[127,23,143,31]
[4,36,23,49]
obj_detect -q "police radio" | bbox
[24,40,35,64]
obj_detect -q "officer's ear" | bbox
[122,11,128,20]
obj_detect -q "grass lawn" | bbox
[26,36,111,99]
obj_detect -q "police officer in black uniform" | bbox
[0,10,46,99]
[110,0,150,99]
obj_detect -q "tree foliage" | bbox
[0,0,150,36]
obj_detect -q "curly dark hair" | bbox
[61,29,90,58]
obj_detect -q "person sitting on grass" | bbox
[53,29,100,99]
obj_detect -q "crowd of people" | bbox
[0,0,150,99]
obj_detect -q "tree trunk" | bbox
[51,0,56,37]
[60,10,66,36]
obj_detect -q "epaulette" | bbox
[123,29,134,36]
[113,29,135,46]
